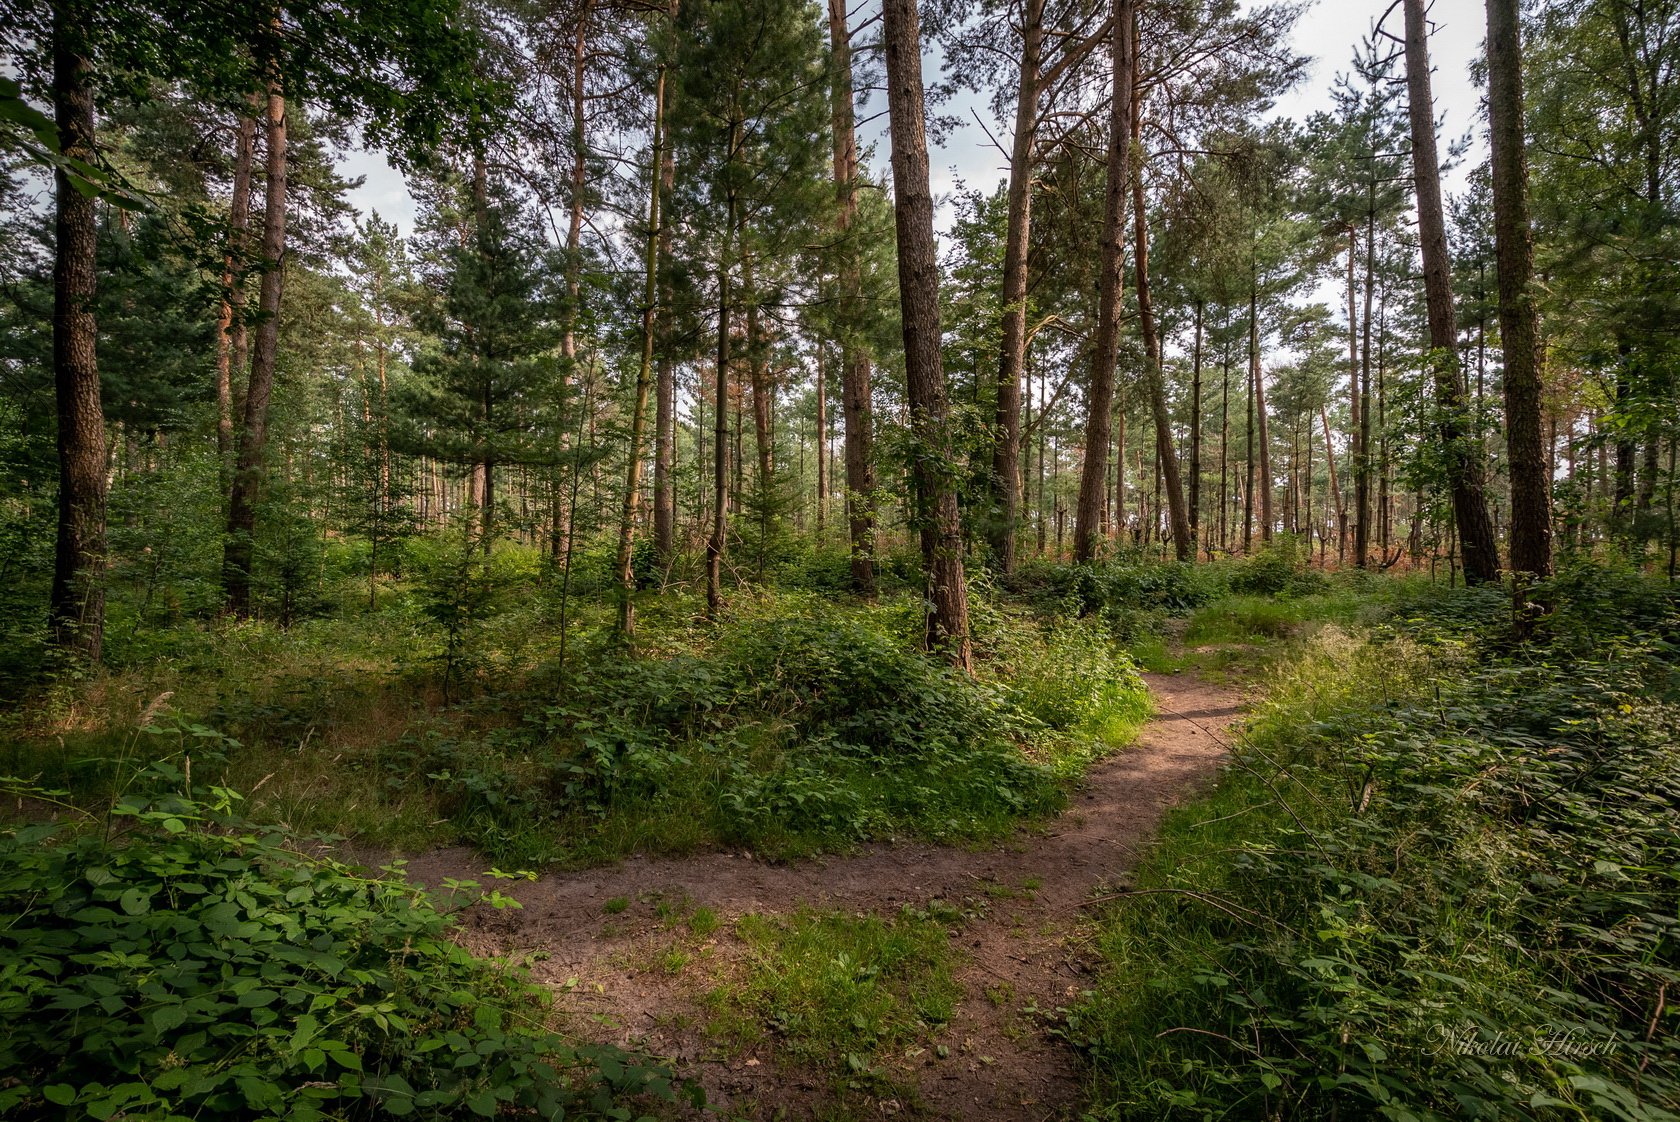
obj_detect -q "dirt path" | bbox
[394,670,1244,1120]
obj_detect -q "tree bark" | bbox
[215,108,257,494]
[223,75,287,616]
[1320,406,1345,548]
[1130,86,1190,561]
[744,255,774,510]
[1075,0,1134,564]
[1249,270,1272,543]
[615,62,665,637]
[987,0,1045,572]
[555,0,593,562]
[48,0,106,660]
[706,117,741,619]
[1356,203,1375,567]
[1189,299,1203,549]
[653,83,677,568]
[1345,225,1363,565]
[815,347,827,534]
[1485,0,1552,577]
[1403,0,1500,584]
[828,0,876,594]
[882,0,971,669]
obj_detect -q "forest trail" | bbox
[396,670,1244,1120]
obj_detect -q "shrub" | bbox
[1225,534,1327,598]
[391,606,1065,861]
[0,767,687,1121]
[1005,556,1222,623]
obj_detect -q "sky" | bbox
[338,0,1491,242]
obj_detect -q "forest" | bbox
[1,0,1677,1117]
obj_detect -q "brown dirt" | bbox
[378,670,1245,1120]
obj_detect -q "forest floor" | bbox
[385,666,1245,1121]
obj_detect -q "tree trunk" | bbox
[987,0,1045,572]
[1189,299,1203,549]
[1249,271,1272,543]
[815,347,827,534]
[1219,325,1230,551]
[1320,407,1345,546]
[1345,225,1363,565]
[1130,86,1190,561]
[706,120,741,619]
[48,0,106,660]
[555,0,593,561]
[1356,204,1375,567]
[1076,0,1134,564]
[744,255,774,514]
[828,0,876,594]
[1485,0,1551,577]
[882,0,971,669]
[215,108,257,494]
[653,88,677,568]
[223,75,287,616]
[1404,0,1500,584]
[615,62,665,637]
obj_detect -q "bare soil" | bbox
[382,670,1245,1120]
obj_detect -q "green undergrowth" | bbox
[5,581,1151,870]
[1074,571,1680,1120]
[0,762,692,1121]
[704,904,963,1090]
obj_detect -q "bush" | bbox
[391,606,1066,862]
[1225,534,1327,598]
[1005,556,1223,626]
[0,767,688,1121]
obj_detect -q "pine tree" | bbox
[397,179,566,550]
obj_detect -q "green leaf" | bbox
[42,1085,77,1106]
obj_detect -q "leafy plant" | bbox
[0,771,691,1121]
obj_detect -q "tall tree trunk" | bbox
[1320,407,1345,548]
[1356,203,1375,566]
[1244,326,1254,550]
[744,255,774,513]
[653,85,677,568]
[1130,87,1190,561]
[1249,270,1272,543]
[1189,299,1203,550]
[1404,0,1500,584]
[1219,325,1230,551]
[1076,0,1134,564]
[987,0,1045,572]
[828,0,876,593]
[1345,225,1363,565]
[882,0,971,669]
[48,0,106,660]
[1485,0,1552,577]
[555,0,593,562]
[470,154,495,553]
[706,119,741,619]
[615,62,665,637]
[815,347,827,534]
[223,74,287,616]
[215,108,257,494]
